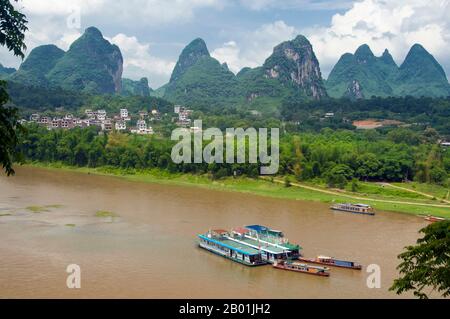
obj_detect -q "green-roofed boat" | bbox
[198,229,267,266]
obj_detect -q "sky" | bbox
[1,0,450,89]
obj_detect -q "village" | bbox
[22,105,195,135]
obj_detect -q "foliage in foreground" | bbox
[390,220,450,299]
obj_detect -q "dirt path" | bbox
[264,178,450,209]
[378,183,450,204]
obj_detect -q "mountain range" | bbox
[3,26,450,110]
[326,44,450,99]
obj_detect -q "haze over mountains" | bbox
[2,26,450,110]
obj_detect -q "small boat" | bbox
[331,203,375,216]
[273,260,330,277]
[424,215,446,223]
[298,256,362,270]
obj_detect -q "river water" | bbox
[0,167,427,298]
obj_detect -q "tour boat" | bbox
[198,229,267,267]
[298,256,362,270]
[227,225,302,264]
[330,203,375,216]
[424,215,446,223]
[273,260,330,277]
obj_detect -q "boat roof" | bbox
[198,234,261,256]
[245,225,283,234]
[233,227,250,235]
[245,225,269,232]
[318,256,332,259]
[229,236,287,254]
[211,229,228,235]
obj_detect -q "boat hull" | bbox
[331,207,375,216]
[198,243,267,267]
[424,216,446,223]
[298,257,362,270]
[273,264,330,277]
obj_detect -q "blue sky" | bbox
[1,0,449,88]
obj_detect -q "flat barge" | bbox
[198,229,267,266]
[273,260,330,277]
[298,256,362,270]
[331,203,375,216]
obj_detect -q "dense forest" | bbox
[19,124,449,188]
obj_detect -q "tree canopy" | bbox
[390,220,450,299]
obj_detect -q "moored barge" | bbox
[331,203,375,216]
[227,225,301,264]
[273,260,330,277]
[298,256,362,270]
[424,215,446,223]
[198,229,266,266]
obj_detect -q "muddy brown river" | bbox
[0,167,428,298]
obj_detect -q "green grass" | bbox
[347,182,430,200]
[45,204,63,209]
[392,182,450,200]
[25,163,450,218]
[26,206,50,213]
[65,224,76,227]
[0,213,12,217]
[95,210,118,218]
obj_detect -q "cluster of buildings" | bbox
[174,105,193,127]
[26,108,161,135]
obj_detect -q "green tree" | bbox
[0,0,28,175]
[390,220,450,299]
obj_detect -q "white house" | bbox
[120,108,129,119]
[96,110,107,121]
[115,120,127,131]
[137,120,147,131]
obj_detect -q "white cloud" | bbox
[109,34,176,88]
[212,20,297,73]
[238,0,353,11]
[305,0,450,78]
[215,0,450,81]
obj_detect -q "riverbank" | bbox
[21,162,450,218]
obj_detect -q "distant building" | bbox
[52,118,61,129]
[325,112,335,118]
[30,114,40,122]
[115,120,127,131]
[101,119,113,131]
[174,105,183,114]
[137,119,147,131]
[96,110,107,121]
[120,108,129,119]
[441,141,450,147]
[39,117,50,125]
[85,109,94,118]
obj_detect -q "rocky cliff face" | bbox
[121,77,152,97]
[345,80,364,100]
[262,35,327,100]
